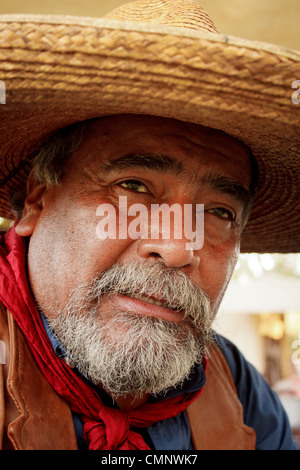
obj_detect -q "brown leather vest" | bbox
[0,304,256,450]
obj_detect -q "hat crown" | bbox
[104,0,219,34]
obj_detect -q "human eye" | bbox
[207,207,235,222]
[119,179,149,193]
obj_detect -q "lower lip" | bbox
[114,294,185,323]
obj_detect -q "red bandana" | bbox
[0,227,207,450]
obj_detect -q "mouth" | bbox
[112,292,185,323]
[127,293,170,308]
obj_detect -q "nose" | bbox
[138,238,200,270]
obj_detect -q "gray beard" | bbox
[47,260,214,399]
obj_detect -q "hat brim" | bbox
[0,15,300,253]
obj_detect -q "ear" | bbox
[15,170,47,237]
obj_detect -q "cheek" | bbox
[28,194,131,313]
[51,216,130,289]
[199,241,239,313]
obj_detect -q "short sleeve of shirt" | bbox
[215,334,298,450]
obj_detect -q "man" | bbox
[0,0,299,450]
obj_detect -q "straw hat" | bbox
[0,0,299,253]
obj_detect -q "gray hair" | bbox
[10,121,87,218]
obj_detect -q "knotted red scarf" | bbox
[0,227,207,450]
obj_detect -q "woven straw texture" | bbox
[0,0,300,252]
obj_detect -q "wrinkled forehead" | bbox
[72,114,253,187]
[83,114,249,153]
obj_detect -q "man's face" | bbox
[18,114,252,398]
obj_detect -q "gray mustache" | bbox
[84,260,212,328]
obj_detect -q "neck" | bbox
[114,393,149,411]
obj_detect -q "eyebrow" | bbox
[198,173,252,209]
[101,153,252,209]
[102,153,184,175]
